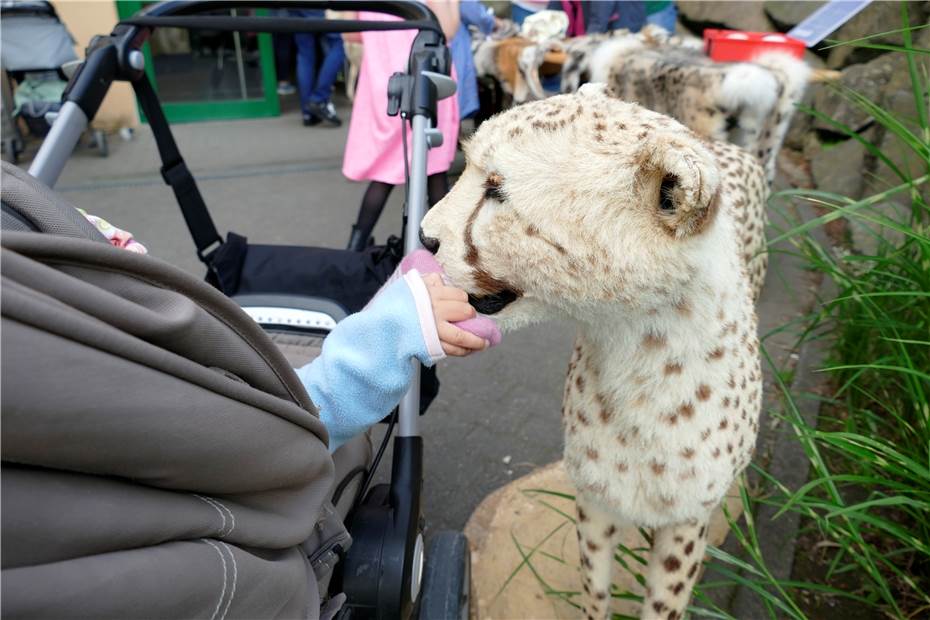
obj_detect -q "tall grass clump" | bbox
[758,8,929,617]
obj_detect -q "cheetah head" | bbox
[420,84,723,331]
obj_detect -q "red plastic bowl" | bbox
[703,29,806,62]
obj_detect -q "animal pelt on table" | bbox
[473,36,564,105]
[571,25,810,183]
[560,25,703,95]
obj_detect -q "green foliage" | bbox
[754,5,929,616]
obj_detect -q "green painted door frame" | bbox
[115,1,279,123]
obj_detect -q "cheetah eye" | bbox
[483,173,505,203]
[659,174,678,212]
[484,185,504,202]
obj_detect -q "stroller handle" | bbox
[123,0,443,39]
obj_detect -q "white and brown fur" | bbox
[560,26,703,95]
[421,85,767,619]
[566,25,809,183]
[473,36,562,105]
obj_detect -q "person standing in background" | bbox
[342,2,461,251]
[272,27,296,96]
[290,8,345,127]
[452,0,497,120]
[645,1,677,32]
[584,0,647,34]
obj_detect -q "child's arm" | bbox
[295,270,485,452]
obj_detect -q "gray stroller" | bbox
[0,0,108,162]
[1,2,466,619]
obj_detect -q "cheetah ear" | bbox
[648,143,722,238]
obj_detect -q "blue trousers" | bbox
[289,10,345,110]
[646,4,678,33]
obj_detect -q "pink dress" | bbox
[342,12,460,185]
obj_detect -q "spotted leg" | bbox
[641,520,709,620]
[575,494,623,620]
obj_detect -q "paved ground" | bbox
[27,96,817,537]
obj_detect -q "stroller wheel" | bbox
[417,531,470,620]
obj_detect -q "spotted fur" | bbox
[421,85,766,619]
[565,25,809,183]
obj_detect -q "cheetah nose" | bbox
[419,228,440,254]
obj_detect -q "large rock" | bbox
[812,53,904,133]
[465,461,742,619]
[810,136,868,200]
[826,1,929,69]
[867,29,930,203]
[677,1,774,34]
[783,66,823,152]
[872,90,929,194]
[764,1,825,31]
[848,201,910,258]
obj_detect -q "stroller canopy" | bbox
[0,1,77,72]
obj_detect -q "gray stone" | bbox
[810,136,868,199]
[870,87,930,202]
[677,1,775,33]
[784,109,813,152]
[826,1,929,69]
[848,201,910,257]
[812,54,903,133]
[784,79,819,151]
[764,1,825,31]
[863,38,929,206]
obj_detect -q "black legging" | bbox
[353,173,449,242]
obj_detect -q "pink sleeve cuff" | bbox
[403,269,446,363]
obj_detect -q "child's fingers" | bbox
[441,342,471,357]
[432,299,476,322]
[421,272,443,288]
[432,285,469,302]
[438,321,488,355]
[420,272,469,303]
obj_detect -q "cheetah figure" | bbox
[420,84,767,619]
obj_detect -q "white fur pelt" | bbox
[567,25,810,182]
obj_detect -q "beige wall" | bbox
[52,0,138,131]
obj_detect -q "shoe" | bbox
[276,81,296,96]
[347,225,369,252]
[302,113,321,127]
[308,100,342,127]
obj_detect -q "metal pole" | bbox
[28,101,88,187]
[396,112,430,438]
[231,9,249,99]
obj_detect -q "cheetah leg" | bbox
[641,520,709,620]
[575,495,622,620]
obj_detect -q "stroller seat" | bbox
[0,161,372,617]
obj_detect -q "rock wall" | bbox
[680,0,929,253]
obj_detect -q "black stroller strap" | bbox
[131,75,223,263]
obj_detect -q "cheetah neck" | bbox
[569,243,750,427]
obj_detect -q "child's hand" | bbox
[421,273,489,356]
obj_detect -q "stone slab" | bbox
[465,461,742,620]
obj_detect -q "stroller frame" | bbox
[28,2,460,619]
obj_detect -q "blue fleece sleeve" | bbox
[295,277,436,452]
